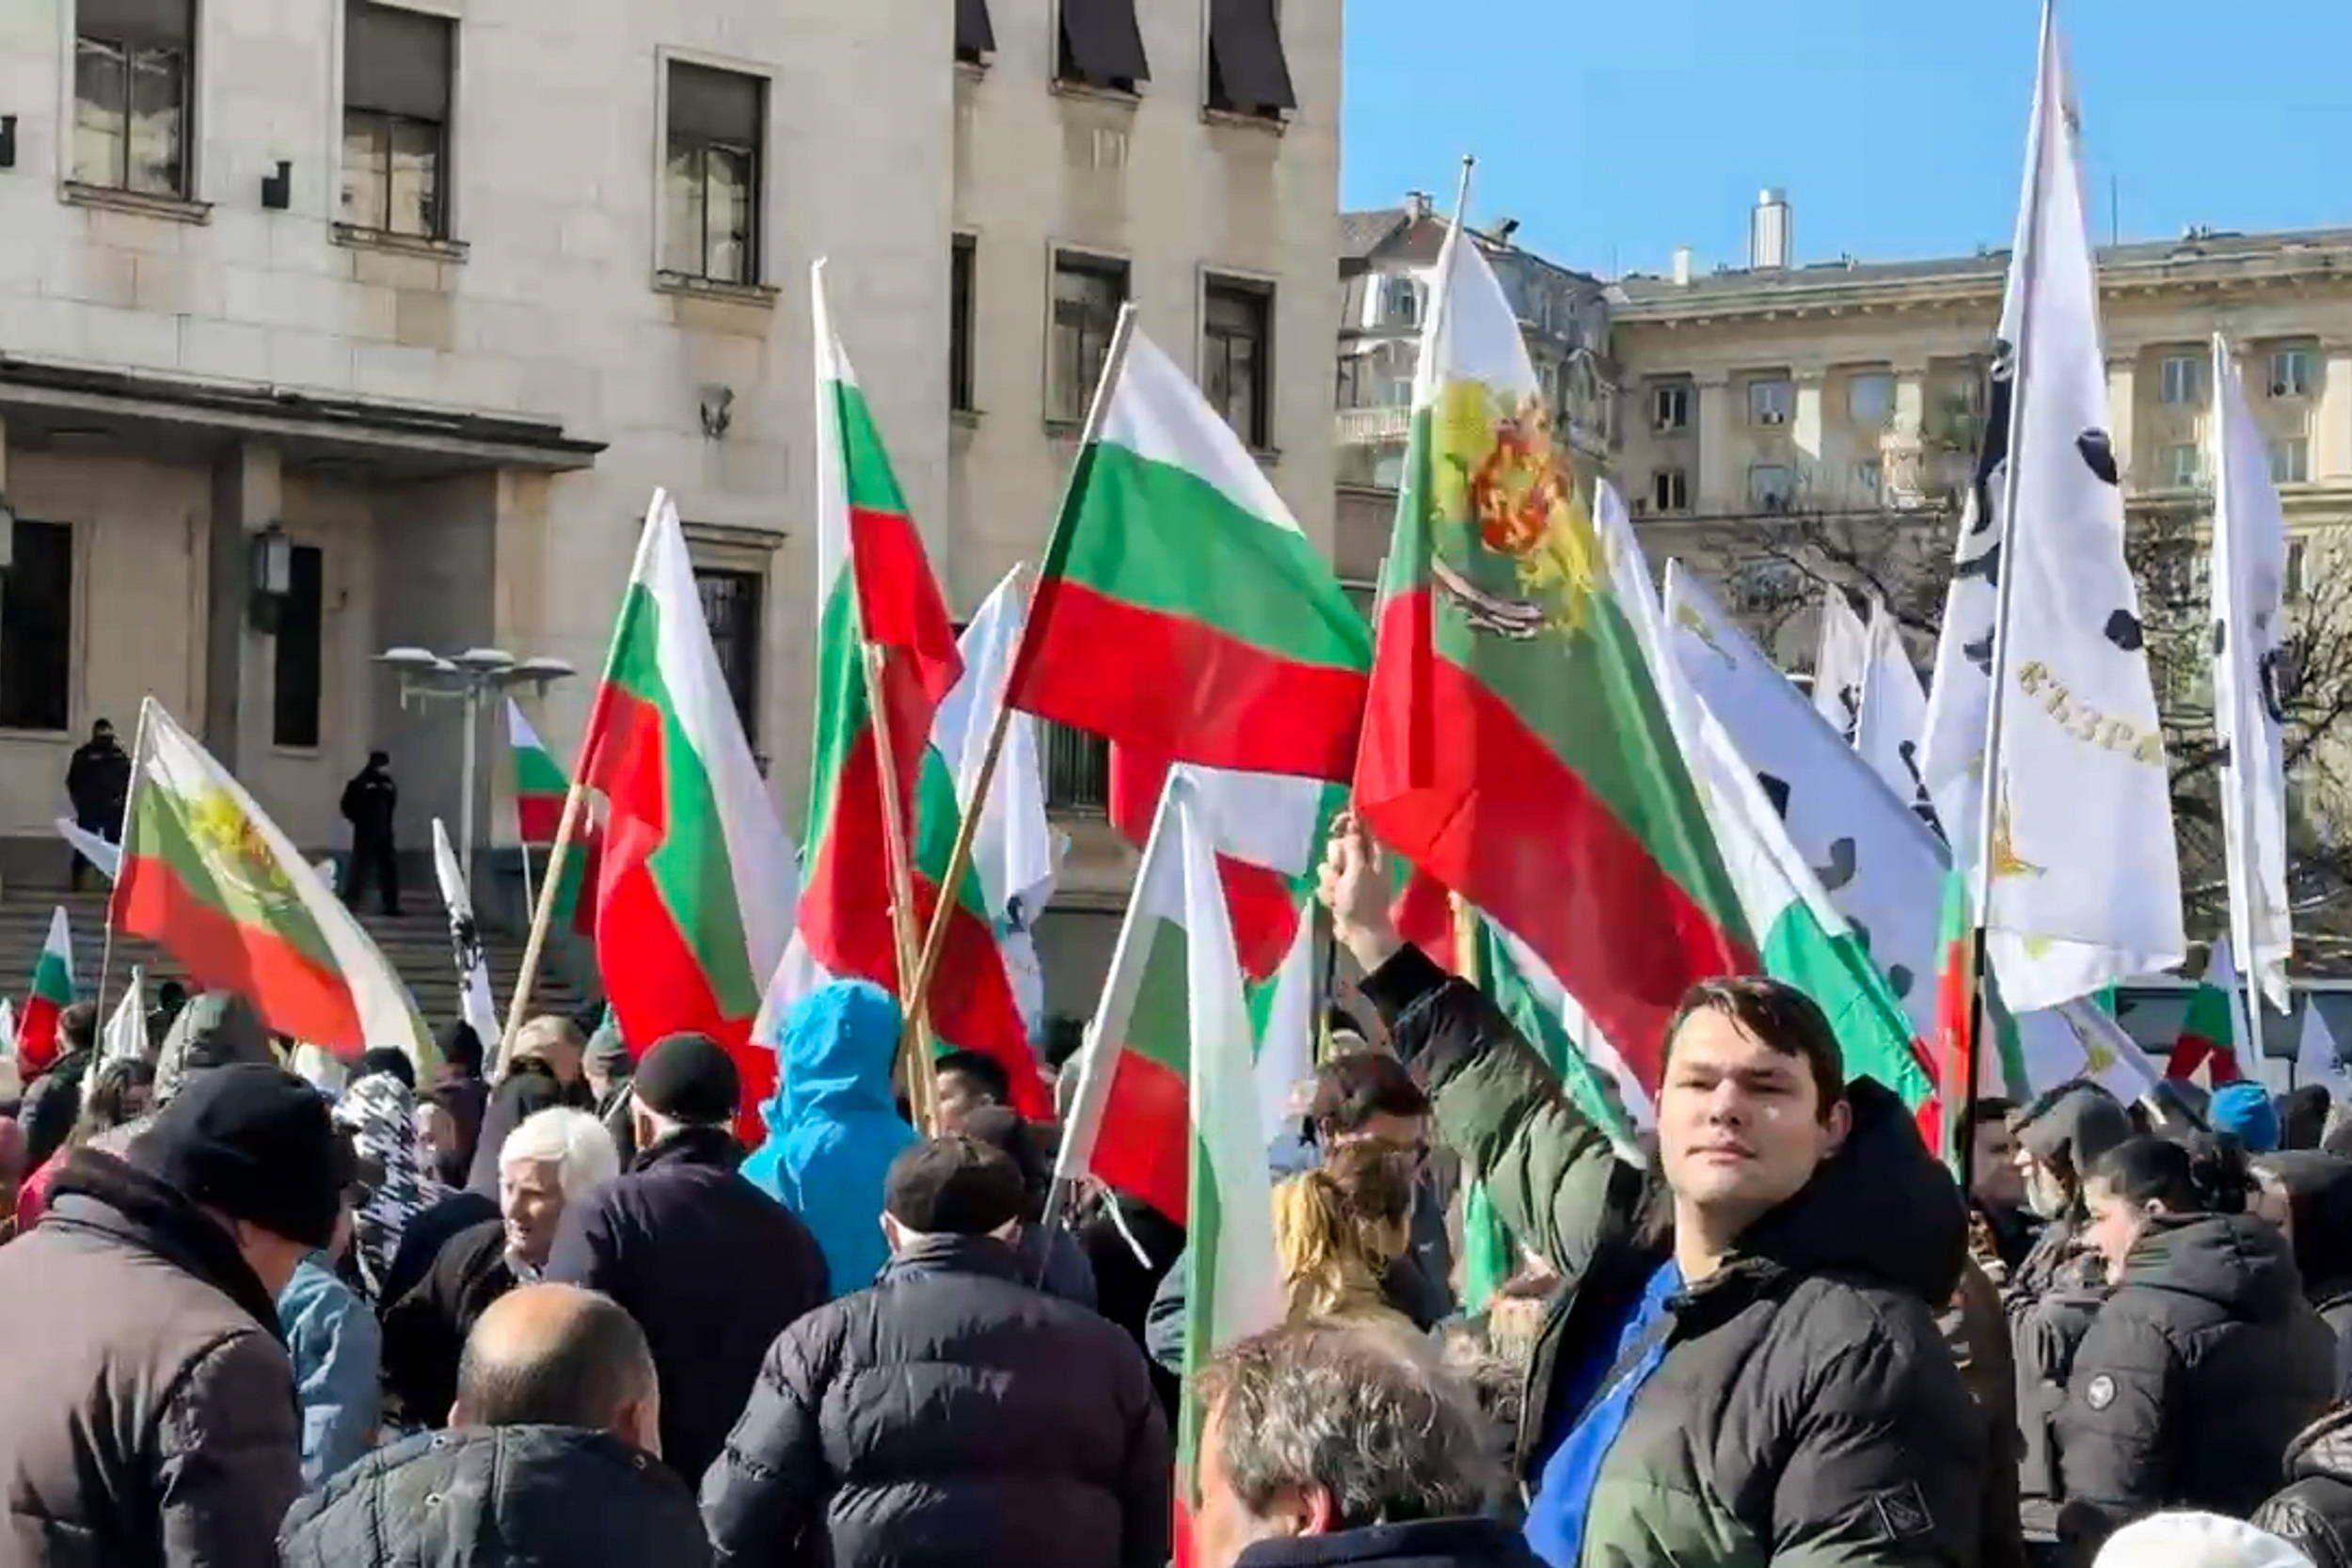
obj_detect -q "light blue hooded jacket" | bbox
[740,981,917,1295]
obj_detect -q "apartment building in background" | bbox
[0,0,1342,1028]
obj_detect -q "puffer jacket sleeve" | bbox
[289,1286,381,1488]
[155,1329,304,1568]
[2053,1304,2181,1557]
[544,1185,622,1295]
[702,1314,837,1568]
[1359,943,1627,1280]
[1765,1303,1985,1567]
[1118,1364,1174,1568]
[2253,1484,2352,1568]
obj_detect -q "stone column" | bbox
[1792,368,1828,506]
[1886,359,1930,507]
[205,441,283,779]
[2316,341,2352,483]
[2106,356,2139,492]
[1695,373,1737,516]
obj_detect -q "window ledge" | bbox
[1250,445,1283,466]
[955,57,991,81]
[0,727,72,745]
[1044,417,1087,440]
[653,272,780,309]
[331,224,469,263]
[272,744,326,760]
[1201,106,1289,135]
[1051,79,1142,110]
[61,182,211,225]
[951,408,983,430]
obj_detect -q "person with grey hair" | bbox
[382,1107,619,1430]
[1194,1321,1539,1568]
[281,1283,710,1566]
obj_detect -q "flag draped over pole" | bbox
[576,492,798,1118]
[1052,772,1282,1552]
[2169,938,2248,1085]
[115,698,429,1064]
[2297,997,2343,1091]
[1353,182,1754,1091]
[2209,332,2295,1017]
[433,817,501,1052]
[1921,1,2184,1016]
[1854,602,1936,827]
[1812,585,1870,741]
[19,906,74,1071]
[765,262,1044,1116]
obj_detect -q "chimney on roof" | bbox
[1406,190,1432,223]
[1672,245,1692,287]
[1750,187,1792,271]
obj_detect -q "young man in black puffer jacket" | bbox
[703,1135,1171,1568]
[282,1284,708,1567]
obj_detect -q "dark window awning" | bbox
[1208,0,1295,115]
[956,0,995,62]
[1059,0,1149,90]
[345,1,453,123]
[76,0,191,49]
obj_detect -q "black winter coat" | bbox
[1233,1517,1545,1568]
[701,1233,1171,1568]
[2056,1211,2335,1558]
[2255,1405,2352,1568]
[2261,1150,2352,1398]
[380,1218,520,1429]
[279,1423,708,1567]
[465,1059,593,1196]
[544,1125,829,1489]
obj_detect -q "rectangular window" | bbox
[1650,467,1689,515]
[1050,251,1128,424]
[1749,376,1792,427]
[693,566,763,741]
[1057,0,1150,92]
[663,61,763,286]
[2164,443,2202,489]
[2159,353,2205,406]
[949,234,977,414]
[2288,539,2309,600]
[1650,382,1692,433]
[2271,347,2317,400]
[272,544,324,749]
[73,0,192,196]
[1204,276,1273,450]
[955,0,995,64]
[1847,372,1894,427]
[1042,720,1109,814]
[1205,0,1295,119]
[1729,558,1803,614]
[1856,457,1884,499]
[0,519,72,732]
[2271,436,2311,485]
[1749,463,1794,512]
[340,1,453,239]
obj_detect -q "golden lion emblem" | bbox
[187,789,298,907]
[1429,380,1602,639]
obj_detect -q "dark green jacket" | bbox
[1362,945,1983,1567]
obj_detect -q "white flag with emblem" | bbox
[2209,333,2294,1016]
[1855,603,1936,828]
[1919,3,2183,1010]
[1812,585,1870,741]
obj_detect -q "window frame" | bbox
[691,562,765,744]
[0,517,74,735]
[1046,246,1130,427]
[1201,0,1297,122]
[1846,371,1895,428]
[949,233,978,416]
[337,0,455,241]
[1041,719,1110,816]
[2163,442,2201,489]
[1201,271,1275,452]
[1748,375,1793,428]
[655,52,771,291]
[1056,0,1151,94]
[70,0,196,199]
[2270,436,2311,486]
[2158,352,2204,407]
[1748,462,1795,513]
[1650,467,1689,515]
[2269,346,2318,401]
[270,542,326,751]
[1650,381,1692,434]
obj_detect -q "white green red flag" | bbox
[19,906,74,1071]
[1053,771,1282,1548]
[114,698,429,1063]
[768,263,1044,1114]
[1356,220,1754,1089]
[505,699,598,937]
[2168,938,2248,1085]
[578,493,797,1114]
[1010,323,1372,783]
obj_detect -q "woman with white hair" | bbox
[381,1107,617,1431]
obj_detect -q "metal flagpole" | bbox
[1962,1,2058,1196]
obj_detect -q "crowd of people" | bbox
[3,814,2352,1566]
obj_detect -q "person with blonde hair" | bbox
[1272,1142,1419,1331]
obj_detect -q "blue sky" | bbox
[1343,1,2352,280]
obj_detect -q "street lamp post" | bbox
[374,645,576,900]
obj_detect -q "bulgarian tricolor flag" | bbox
[1355,214,1754,1090]
[769,262,1044,1115]
[505,699,598,937]
[1054,771,1282,1557]
[2169,938,2248,1085]
[114,698,428,1061]
[578,492,798,1117]
[18,906,74,1071]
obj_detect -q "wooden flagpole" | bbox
[862,643,939,1130]
[494,776,588,1079]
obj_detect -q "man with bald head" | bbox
[280,1284,709,1566]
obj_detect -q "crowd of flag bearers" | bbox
[3,4,2352,1566]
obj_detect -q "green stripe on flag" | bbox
[134,784,340,977]
[28,948,71,1007]
[834,381,911,516]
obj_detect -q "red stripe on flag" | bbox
[1016,578,1367,782]
[2167,1033,2244,1085]
[1089,1044,1190,1227]
[850,504,961,708]
[117,853,367,1051]
[1109,747,1301,985]
[516,794,565,846]
[16,995,61,1073]
[1355,589,1756,1090]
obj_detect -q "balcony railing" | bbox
[1336,404,1412,447]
